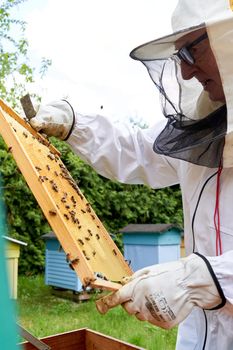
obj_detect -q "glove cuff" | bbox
[194,252,226,310]
[62,99,76,140]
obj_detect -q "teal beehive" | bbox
[121,224,183,272]
[42,232,82,292]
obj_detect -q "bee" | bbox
[35,166,42,171]
[92,250,96,257]
[112,249,117,256]
[85,237,90,241]
[54,171,59,177]
[87,229,93,236]
[7,146,13,153]
[52,183,59,192]
[78,239,84,245]
[64,214,69,220]
[46,165,51,171]
[71,196,77,204]
[81,209,86,214]
[66,253,71,263]
[38,176,44,183]
[49,209,57,216]
[96,234,100,240]
[66,253,79,267]
[48,153,55,160]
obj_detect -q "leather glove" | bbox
[30,100,75,140]
[96,253,226,329]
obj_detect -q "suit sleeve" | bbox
[67,111,180,188]
[207,251,233,306]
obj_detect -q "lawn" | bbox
[17,275,177,350]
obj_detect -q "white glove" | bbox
[30,100,75,140]
[96,253,226,329]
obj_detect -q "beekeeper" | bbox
[30,0,233,349]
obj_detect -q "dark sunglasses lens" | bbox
[178,47,194,65]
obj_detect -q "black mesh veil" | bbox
[141,57,227,168]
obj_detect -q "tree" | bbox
[0,0,52,273]
[0,0,51,109]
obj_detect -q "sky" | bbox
[13,0,178,126]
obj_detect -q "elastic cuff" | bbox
[194,252,226,310]
[62,99,76,140]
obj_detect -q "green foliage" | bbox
[0,137,50,274]
[0,0,51,273]
[0,0,52,110]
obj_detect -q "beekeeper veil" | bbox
[130,0,233,168]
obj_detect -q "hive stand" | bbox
[0,99,132,291]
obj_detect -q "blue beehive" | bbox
[121,224,183,272]
[42,232,83,292]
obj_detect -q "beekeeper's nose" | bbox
[180,61,198,80]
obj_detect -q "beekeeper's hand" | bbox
[30,100,75,140]
[96,253,226,329]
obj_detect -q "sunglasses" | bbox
[173,32,208,65]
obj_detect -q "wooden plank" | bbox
[0,100,132,291]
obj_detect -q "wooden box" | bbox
[21,328,145,350]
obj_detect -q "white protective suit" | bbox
[65,109,233,350]
[30,0,233,348]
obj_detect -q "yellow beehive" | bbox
[3,236,27,299]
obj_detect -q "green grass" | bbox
[17,275,177,350]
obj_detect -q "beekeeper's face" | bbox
[175,29,225,103]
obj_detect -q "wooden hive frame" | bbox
[0,99,133,291]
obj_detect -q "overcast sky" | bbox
[14,0,178,125]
